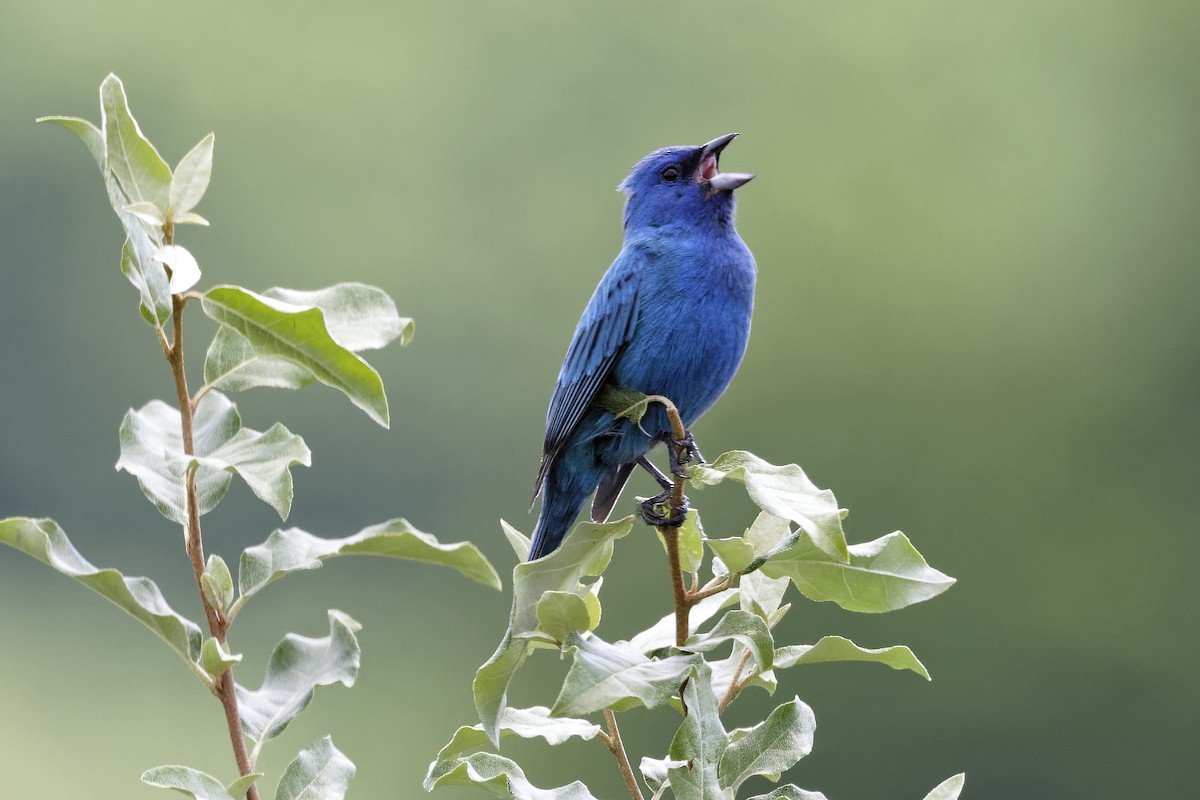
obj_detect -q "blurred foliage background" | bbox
[1,1,1197,798]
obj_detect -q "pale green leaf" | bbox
[691,452,848,561]
[235,520,499,614]
[640,757,687,798]
[201,285,390,426]
[191,422,312,520]
[432,706,601,769]
[170,133,214,217]
[760,530,955,613]
[37,115,105,168]
[740,568,791,622]
[658,509,704,577]
[100,73,171,211]
[204,326,316,394]
[553,632,696,717]
[225,774,263,799]
[275,737,355,800]
[0,518,202,665]
[706,538,755,574]
[121,233,172,326]
[922,773,966,800]
[177,211,210,226]
[141,765,235,800]
[668,662,731,800]
[718,697,815,792]
[124,201,166,227]
[202,554,235,614]
[475,518,632,742]
[745,786,829,800]
[424,751,599,800]
[236,610,361,744]
[201,637,242,680]
[536,591,593,642]
[501,519,531,560]
[116,391,309,523]
[154,244,201,294]
[683,610,773,673]
[773,635,930,679]
[262,284,413,350]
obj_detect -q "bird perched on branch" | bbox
[529,133,757,560]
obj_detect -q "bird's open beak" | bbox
[698,133,755,192]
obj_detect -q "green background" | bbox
[1,1,1196,798]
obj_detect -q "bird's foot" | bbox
[639,491,690,528]
[667,431,705,478]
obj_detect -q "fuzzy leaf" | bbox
[100,73,171,211]
[124,201,166,227]
[432,706,601,767]
[201,286,390,426]
[640,757,688,797]
[236,611,361,744]
[275,737,355,800]
[668,662,730,800]
[501,519,532,560]
[262,284,413,351]
[37,115,105,167]
[116,391,309,523]
[226,774,263,798]
[744,787,829,800]
[203,326,316,394]
[201,637,242,680]
[424,751,599,800]
[922,774,966,800]
[658,510,705,577]
[0,518,202,664]
[719,697,816,792]
[536,591,593,642]
[683,610,773,673]
[141,765,236,800]
[553,632,696,717]
[691,452,848,561]
[760,530,955,613]
[154,244,202,294]
[475,518,633,743]
[202,554,235,614]
[121,233,173,325]
[629,589,739,655]
[773,635,930,679]
[236,520,499,612]
[170,132,214,217]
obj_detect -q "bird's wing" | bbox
[533,250,642,500]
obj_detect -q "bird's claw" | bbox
[667,431,705,478]
[639,491,690,528]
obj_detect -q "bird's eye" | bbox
[661,165,681,183]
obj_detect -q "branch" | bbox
[163,259,260,800]
[603,709,645,800]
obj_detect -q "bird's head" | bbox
[618,133,754,232]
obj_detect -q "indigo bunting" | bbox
[529,133,756,561]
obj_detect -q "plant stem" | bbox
[716,649,753,714]
[604,709,645,800]
[662,527,690,648]
[165,283,260,800]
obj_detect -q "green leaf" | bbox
[740,567,791,622]
[275,737,355,800]
[262,284,413,351]
[432,706,601,768]
[100,73,171,212]
[718,697,816,792]
[595,383,651,428]
[553,632,697,717]
[0,518,202,665]
[37,115,105,168]
[659,509,704,577]
[691,452,849,561]
[501,519,531,560]
[639,757,687,798]
[535,591,593,642]
[922,774,966,800]
[235,520,500,613]
[629,588,740,655]
[475,518,633,742]
[170,132,214,217]
[424,751,599,800]
[141,765,237,800]
[236,610,361,744]
[668,662,731,800]
[744,786,829,800]
[773,635,930,679]
[200,285,390,426]
[121,233,173,326]
[202,554,235,614]
[177,211,210,226]
[203,326,316,394]
[116,391,310,523]
[124,201,166,227]
[706,538,756,574]
[683,610,774,673]
[201,637,242,680]
[760,530,955,613]
[225,774,263,799]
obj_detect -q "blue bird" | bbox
[529,133,756,561]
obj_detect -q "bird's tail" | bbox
[528,495,585,561]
